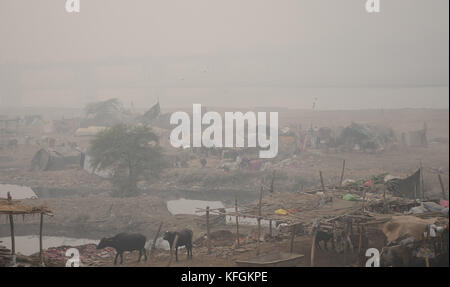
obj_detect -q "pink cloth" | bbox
[364,180,374,187]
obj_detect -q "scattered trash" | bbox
[275,209,288,215]
[342,194,357,201]
[364,180,374,187]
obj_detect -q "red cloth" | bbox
[440,199,449,208]
[364,180,374,187]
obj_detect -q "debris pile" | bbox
[30,243,116,267]
[0,244,13,267]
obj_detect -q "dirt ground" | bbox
[0,108,448,267]
[96,231,386,267]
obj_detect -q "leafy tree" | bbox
[88,124,166,196]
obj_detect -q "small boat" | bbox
[235,252,304,267]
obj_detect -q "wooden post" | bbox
[270,170,276,193]
[339,160,346,189]
[358,224,366,267]
[383,189,387,214]
[362,188,366,211]
[290,225,296,253]
[310,221,319,267]
[167,234,179,267]
[420,163,425,200]
[150,221,163,258]
[206,206,211,254]
[423,231,430,267]
[39,213,44,265]
[438,174,447,200]
[256,186,263,256]
[9,213,15,255]
[414,184,417,200]
[332,222,338,252]
[349,220,353,239]
[320,171,329,201]
[269,220,273,237]
[319,171,325,192]
[235,195,240,248]
[358,224,362,257]
[343,225,348,266]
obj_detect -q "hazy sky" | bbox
[0,0,448,109]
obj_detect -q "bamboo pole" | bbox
[206,206,211,254]
[438,174,447,200]
[290,225,296,253]
[9,213,15,255]
[423,231,430,267]
[339,160,346,189]
[269,220,273,237]
[420,162,425,200]
[358,224,365,266]
[270,170,276,193]
[319,171,325,192]
[362,188,366,211]
[39,213,44,265]
[320,170,330,201]
[150,221,163,258]
[343,227,348,266]
[310,221,319,267]
[235,195,240,248]
[414,184,417,200]
[256,186,263,256]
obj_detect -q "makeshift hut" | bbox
[30,148,83,171]
[0,198,53,266]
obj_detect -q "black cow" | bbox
[315,230,335,251]
[163,229,193,262]
[97,233,148,265]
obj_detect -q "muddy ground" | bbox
[0,108,448,267]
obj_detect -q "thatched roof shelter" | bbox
[0,199,52,215]
[0,199,53,266]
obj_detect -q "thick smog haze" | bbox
[0,0,448,109]
[1,1,450,270]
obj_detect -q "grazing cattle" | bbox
[163,229,193,262]
[380,237,417,267]
[97,233,147,265]
[315,230,335,251]
[380,245,414,267]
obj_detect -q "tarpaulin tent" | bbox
[386,169,421,199]
[30,148,83,171]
